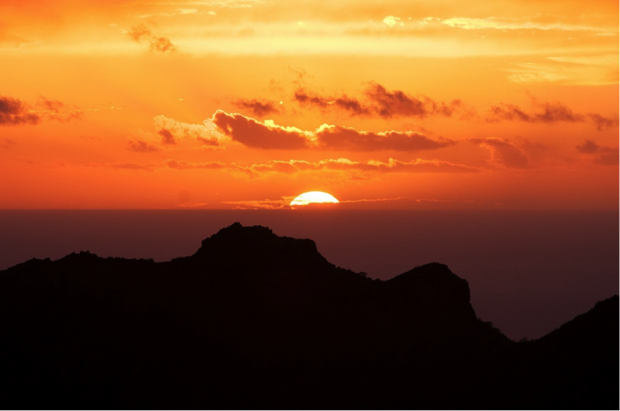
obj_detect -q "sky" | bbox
[0,0,618,209]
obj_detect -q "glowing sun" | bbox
[290,191,339,206]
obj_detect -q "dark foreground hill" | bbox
[0,223,617,409]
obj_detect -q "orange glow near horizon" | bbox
[0,0,617,210]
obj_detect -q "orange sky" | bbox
[0,0,617,209]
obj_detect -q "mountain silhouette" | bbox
[0,223,617,409]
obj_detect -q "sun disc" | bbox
[290,191,339,206]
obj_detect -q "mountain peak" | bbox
[193,222,328,270]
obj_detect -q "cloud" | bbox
[37,97,83,122]
[472,138,530,169]
[0,95,82,126]
[505,60,618,86]
[128,139,160,152]
[244,157,479,177]
[486,101,584,123]
[294,89,371,116]
[232,98,280,117]
[110,162,157,172]
[222,198,291,210]
[209,110,456,151]
[486,97,619,130]
[593,153,619,166]
[127,24,177,53]
[314,124,455,151]
[224,195,483,210]
[588,114,619,131]
[441,17,617,35]
[293,82,463,119]
[365,82,463,118]
[576,139,618,165]
[0,96,40,126]
[382,16,402,27]
[153,115,226,148]
[92,155,479,180]
[576,140,602,154]
[212,110,310,149]
[165,159,228,170]
[161,157,479,178]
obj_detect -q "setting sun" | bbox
[290,192,339,206]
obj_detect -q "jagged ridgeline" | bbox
[0,223,617,409]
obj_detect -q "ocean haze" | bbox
[0,209,617,340]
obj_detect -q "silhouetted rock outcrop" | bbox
[0,223,617,409]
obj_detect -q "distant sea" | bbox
[0,210,617,340]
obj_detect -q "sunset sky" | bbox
[1,0,618,209]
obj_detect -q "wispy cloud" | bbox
[442,17,617,35]
[486,95,618,130]
[127,139,160,153]
[576,140,618,165]
[127,24,177,53]
[1,95,82,126]
[505,59,618,86]
[232,98,281,117]
[294,82,466,119]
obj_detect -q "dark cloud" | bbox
[593,153,619,166]
[576,139,618,165]
[209,110,456,152]
[128,139,160,152]
[158,129,176,145]
[575,140,600,154]
[293,82,462,118]
[0,96,40,126]
[294,89,371,116]
[471,138,530,169]
[315,124,456,152]
[485,97,618,131]
[233,99,280,117]
[1,95,82,126]
[365,82,462,118]
[211,110,310,150]
[588,114,619,131]
[127,24,176,53]
[486,101,585,123]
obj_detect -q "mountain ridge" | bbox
[0,223,617,409]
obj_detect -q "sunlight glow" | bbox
[290,191,339,206]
